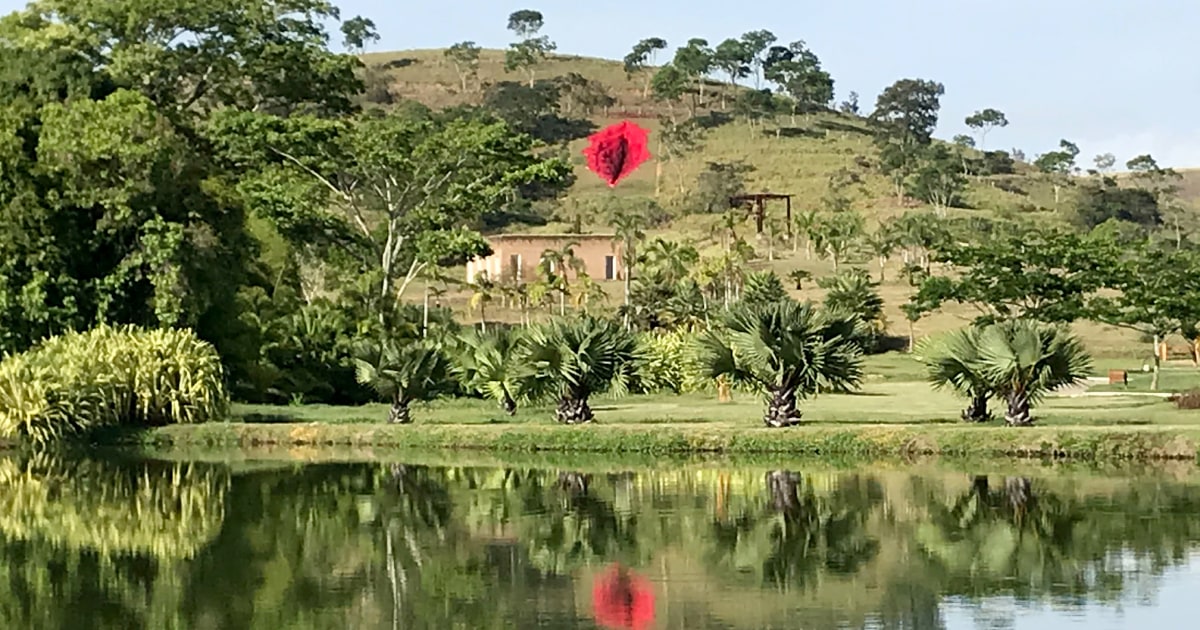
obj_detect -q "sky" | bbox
[4,0,1197,168]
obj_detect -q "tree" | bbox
[1074,177,1161,231]
[713,38,751,107]
[341,16,379,52]
[505,10,556,87]
[908,144,969,212]
[640,238,700,285]
[523,315,638,423]
[624,38,669,99]
[952,134,976,149]
[1090,245,1200,389]
[1126,154,1188,246]
[672,39,714,103]
[555,72,615,116]
[838,91,860,115]
[214,109,571,327]
[353,339,457,424]
[609,205,649,321]
[654,114,706,194]
[691,301,864,427]
[964,108,1008,149]
[973,320,1092,426]
[1033,139,1079,208]
[916,326,993,422]
[739,30,778,88]
[741,271,789,308]
[863,226,898,282]
[468,271,497,332]
[445,42,483,92]
[763,41,834,124]
[536,242,585,316]
[1092,153,1116,175]
[454,327,536,415]
[819,268,886,352]
[910,224,1117,324]
[870,79,945,202]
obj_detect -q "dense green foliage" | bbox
[0,326,228,444]
[522,315,638,423]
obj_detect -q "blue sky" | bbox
[332,0,1199,168]
[4,0,1196,167]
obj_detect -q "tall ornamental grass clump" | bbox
[0,325,228,444]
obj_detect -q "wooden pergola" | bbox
[729,193,793,236]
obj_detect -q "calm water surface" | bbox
[1,454,1199,629]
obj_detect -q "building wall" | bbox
[466,235,624,283]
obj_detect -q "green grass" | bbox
[99,377,1200,461]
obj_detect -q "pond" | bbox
[1,453,1199,629]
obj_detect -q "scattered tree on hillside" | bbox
[651,64,692,115]
[673,39,715,103]
[740,30,779,88]
[908,144,969,212]
[624,37,669,99]
[341,16,379,52]
[691,160,754,213]
[952,134,975,148]
[763,41,834,124]
[555,72,615,116]
[1126,154,1193,248]
[870,78,945,202]
[1033,139,1079,209]
[1091,152,1116,176]
[445,41,483,92]
[713,38,752,108]
[482,80,595,144]
[654,114,706,195]
[964,108,1008,149]
[1074,177,1161,231]
[839,91,860,115]
[505,10,557,87]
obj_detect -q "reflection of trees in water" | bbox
[2,460,1200,629]
[708,470,881,592]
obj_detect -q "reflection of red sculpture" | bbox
[592,563,655,630]
[582,121,651,187]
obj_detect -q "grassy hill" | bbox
[360,49,1191,360]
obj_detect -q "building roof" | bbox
[486,233,616,240]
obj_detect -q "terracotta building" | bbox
[466,234,624,283]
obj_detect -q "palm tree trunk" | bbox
[502,390,517,416]
[388,398,412,424]
[1003,390,1033,426]
[764,387,801,427]
[556,396,594,424]
[962,391,990,423]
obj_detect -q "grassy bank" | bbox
[105,420,1200,461]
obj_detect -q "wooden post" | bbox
[785,195,793,239]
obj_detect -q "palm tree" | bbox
[468,271,496,332]
[537,242,585,316]
[609,207,648,317]
[572,273,610,314]
[353,339,457,424]
[640,237,699,285]
[916,326,994,423]
[454,328,534,415]
[974,320,1092,426]
[692,301,865,427]
[522,315,638,424]
[863,226,897,282]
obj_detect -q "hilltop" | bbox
[359,48,1197,357]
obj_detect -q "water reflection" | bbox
[0,454,1197,629]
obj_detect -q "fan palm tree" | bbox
[974,320,1093,426]
[353,339,457,424]
[916,326,994,423]
[522,315,638,424]
[454,328,535,415]
[691,301,865,427]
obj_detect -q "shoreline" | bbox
[91,421,1200,462]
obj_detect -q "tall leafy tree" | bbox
[713,38,752,107]
[739,30,778,88]
[908,144,969,212]
[763,41,834,124]
[1033,139,1080,209]
[505,10,556,87]
[869,78,945,202]
[445,41,483,93]
[211,109,571,326]
[672,39,714,104]
[624,38,669,99]
[964,108,1008,149]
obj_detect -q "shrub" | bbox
[0,325,228,444]
[634,329,696,394]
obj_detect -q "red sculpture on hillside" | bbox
[583,121,650,187]
[592,563,655,630]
